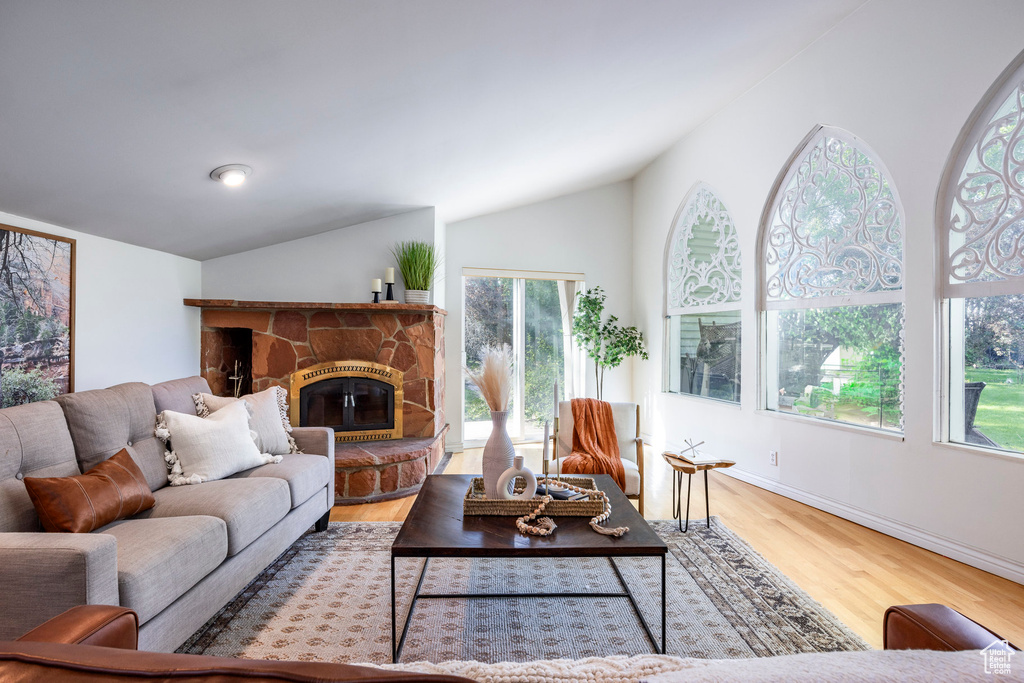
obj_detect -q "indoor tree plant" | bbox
[572,286,649,400]
[390,240,440,304]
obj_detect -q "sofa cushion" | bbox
[194,387,299,456]
[25,449,155,533]
[56,383,168,492]
[96,516,227,624]
[230,453,331,509]
[156,403,282,486]
[151,376,211,416]
[139,477,290,556]
[0,401,80,533]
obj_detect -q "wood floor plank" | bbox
[329,444,1024,650]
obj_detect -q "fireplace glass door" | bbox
[300,377,394,433]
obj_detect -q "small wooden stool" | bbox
[662,453,735,532]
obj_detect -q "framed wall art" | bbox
[0,223,74,407]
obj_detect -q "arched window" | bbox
[664,182,742,403]
[759,126,905,432]
[939,49,1024,454]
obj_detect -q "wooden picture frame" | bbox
[0,223,75,406]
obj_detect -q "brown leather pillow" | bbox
[24,449,155,533]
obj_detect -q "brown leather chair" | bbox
[884,604,1019,651]
[1,605,472,682]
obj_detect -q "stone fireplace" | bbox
[186,299,447,504]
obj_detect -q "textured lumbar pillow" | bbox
[156,401,282,486]
[193,386,299,456]
[24,448,155,533]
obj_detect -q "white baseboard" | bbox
[721,466,1024,586]
[446,440,464,453]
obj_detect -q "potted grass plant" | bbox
[390,240,440,305]
[465,345,514,499]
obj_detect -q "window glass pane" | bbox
[524,279,565,436]
[464,276,513,441]
[956,294,1024,452]
[667,310,740,403]
[769,303,903,431]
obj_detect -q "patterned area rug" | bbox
[179,519,868,664]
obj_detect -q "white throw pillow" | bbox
[193,386,299,456]
[155,401,283,486]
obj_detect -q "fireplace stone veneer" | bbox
[186,300,447,503]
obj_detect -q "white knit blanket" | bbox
[374,650,1022,682]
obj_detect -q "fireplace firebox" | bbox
[289,361,403,442]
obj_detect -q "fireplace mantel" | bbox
[185,299,445,315]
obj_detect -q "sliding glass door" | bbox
[463,271,583,444]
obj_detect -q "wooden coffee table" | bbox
[390,473,667,662]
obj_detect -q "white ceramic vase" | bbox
[495,454,537,500]
[405,289,430,305]
[482,410,515,499]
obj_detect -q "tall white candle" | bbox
[371,278,382,292]
[385,267,395,284]
[554,379,559,417]
[542,421,550,462]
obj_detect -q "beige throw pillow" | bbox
[155,401,283,486]
[193,386,299,456]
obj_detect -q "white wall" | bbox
[445,181,634,450]
[0,210,201,390]
[632,0,1024,581]
[201,208,437,303]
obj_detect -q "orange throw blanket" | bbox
[561,398,626,491]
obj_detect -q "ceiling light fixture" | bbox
[210,164,252,186]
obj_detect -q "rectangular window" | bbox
[765,303,903,432]
[665,310,740,403]
[948,294,1024,453]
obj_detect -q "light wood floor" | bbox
[331,445,1024,649]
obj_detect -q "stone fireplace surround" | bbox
[186,299,447,504]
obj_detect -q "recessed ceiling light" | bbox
[210,164,252,186]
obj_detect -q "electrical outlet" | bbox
[769,450,778,466]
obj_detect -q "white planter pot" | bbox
[405,289,430,304]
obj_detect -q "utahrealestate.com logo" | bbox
[981,640,1014,676]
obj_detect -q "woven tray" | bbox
[463,476,605,517]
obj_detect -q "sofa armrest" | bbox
[292,426,335,506]
[0,533,119,641]
[17,606,138,650]
[884,604,1017,651]
[292,426,334,459]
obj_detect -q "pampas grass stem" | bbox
[465,345,513,412]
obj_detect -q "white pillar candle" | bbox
[385,267,395,284]
[371,278,382,292]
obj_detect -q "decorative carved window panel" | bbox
[941,51,1024,298]
[665,182,742,315]
[763,127,904,310]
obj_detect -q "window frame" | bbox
[936,47,1024,454]
[756,125,907,432]
[662,181,743,404]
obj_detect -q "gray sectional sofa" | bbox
[0,376,334,652]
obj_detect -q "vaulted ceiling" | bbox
[0,0,864,260]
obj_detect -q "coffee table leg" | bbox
[390,554,397,663]
[661,553,666,654]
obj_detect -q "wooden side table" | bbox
[662,452,735,532]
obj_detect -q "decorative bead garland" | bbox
[515,478,629,538]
